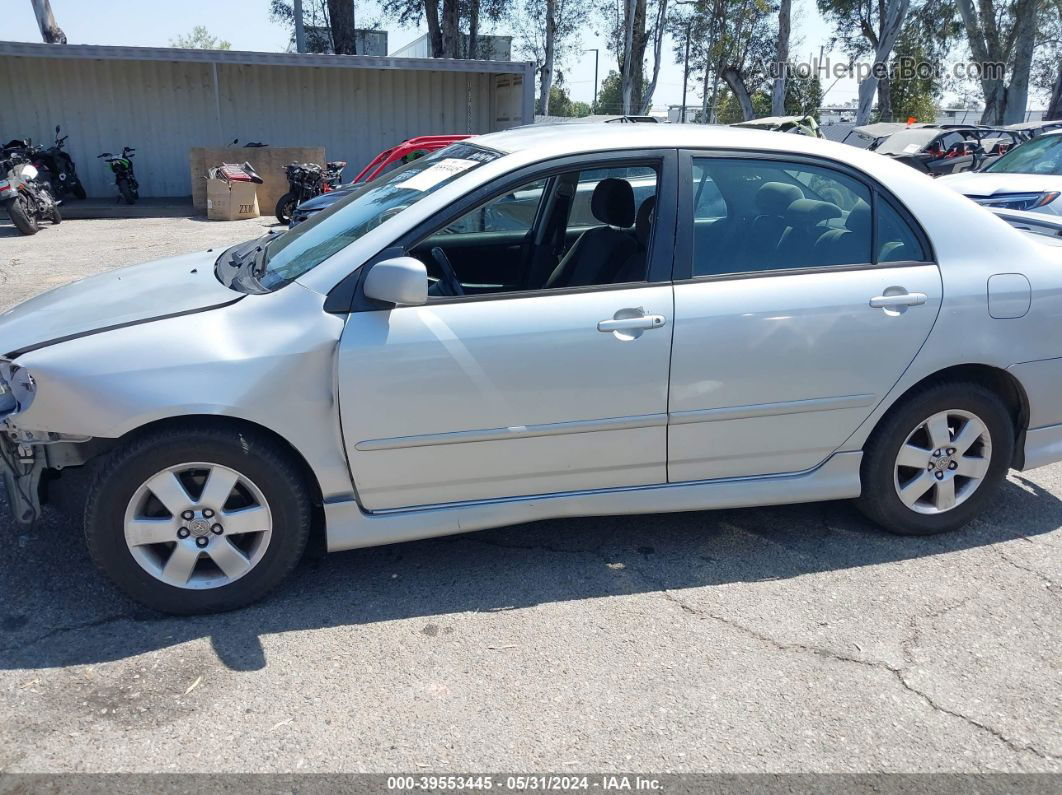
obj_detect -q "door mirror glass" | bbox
[363,257,428,307]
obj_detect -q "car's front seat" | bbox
[544,178,638,289]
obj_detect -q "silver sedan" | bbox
[3,124,1062,614]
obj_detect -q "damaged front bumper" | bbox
[1,425,102,528]
[0,430,45,526]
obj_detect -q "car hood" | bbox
[0,250,241,358]
[937,171,1062,196]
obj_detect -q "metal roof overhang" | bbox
[0,40,533,76]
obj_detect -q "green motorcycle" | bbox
[98,146,139,204]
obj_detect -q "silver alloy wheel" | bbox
[893,409,992,515]
[123,462,273,589]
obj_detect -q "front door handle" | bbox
[597,314,667,332]
[869,291,927,308]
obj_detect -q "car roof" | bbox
[473,122,832,158]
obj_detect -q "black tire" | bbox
[5,196,38,235]
[275,192,297,224]
[117,178,137,205]
[856,381,1014,535]
[49,201,61,225]
[71,182,87,200]
[84,425,312,614]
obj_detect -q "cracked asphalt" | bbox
[1,217,1061,773]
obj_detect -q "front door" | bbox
[338,154,676,511]
[667,153,942,482]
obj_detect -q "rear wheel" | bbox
[275,192,297,224]
[85,426,311,614]
[856,382,1013,535]
[5,195,38,235]
[71,181,87,200]
[117,178,137,205]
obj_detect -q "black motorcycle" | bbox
[1,147,61,235]
[275,159,346,223]
[98,146,139,204]
[34,125,86,200]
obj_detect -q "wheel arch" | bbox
[873,363,1030,468]
[115,414,326,509]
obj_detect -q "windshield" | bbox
[258,143,500,289]
[985,134,1062,175]
[874,129,939,155]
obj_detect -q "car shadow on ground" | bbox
[1,474,1058,672]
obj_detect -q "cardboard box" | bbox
[190,146,326,212]
[206,179,260,221]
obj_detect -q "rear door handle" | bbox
[869,292,927,308]
[597,315,667,332]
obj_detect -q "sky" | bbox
[4,0,867,110]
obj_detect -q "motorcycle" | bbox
[98,146,139,204]
[0,147,61,235]
[34,125,86,200]
[275,159,346,223]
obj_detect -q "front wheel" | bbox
[275,192,297,224]
[85,426,312,614]
[117,178,136,205]
[856,382,1014,535]
[4,196,39,235]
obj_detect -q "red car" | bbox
[289,135,471,227]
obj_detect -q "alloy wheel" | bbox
[123,462,273,589]
[892,409,992,515]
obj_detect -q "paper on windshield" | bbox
[903,143,921,154]
[396,158,479,192]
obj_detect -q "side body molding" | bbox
[324,451,863,552]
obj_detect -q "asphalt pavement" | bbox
[0,216,1059,773]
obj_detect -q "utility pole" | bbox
[293,0,307,53]
[583,48,600,109]
[679,19,692,122]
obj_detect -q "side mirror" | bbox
[363,257,428,307]
[55,125,61,134]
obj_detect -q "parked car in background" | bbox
[841,122,909,150]
[868,124,1019,176]
[938,131,1062,214]
[289,135,471,227]
[1005,120,1062,140]
[4,125,1062,614]
[732,114,822,137]
[990,207,1062,240]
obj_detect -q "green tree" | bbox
[887,21,941,123]
[169,25,232,50]
[591,70,648,115]
[784,68,823,119]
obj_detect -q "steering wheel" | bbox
[431,247,464,296]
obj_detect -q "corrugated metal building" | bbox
[0,41,534,199]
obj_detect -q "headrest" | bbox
[845,200,872,237]
[591,178,636,227]
[635,196,656,247]
[786,198,842,226]
[756,181,804,215]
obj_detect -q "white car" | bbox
[938,130,1062,214]
[3,124,1062,614]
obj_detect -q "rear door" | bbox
[667,152,942,482]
